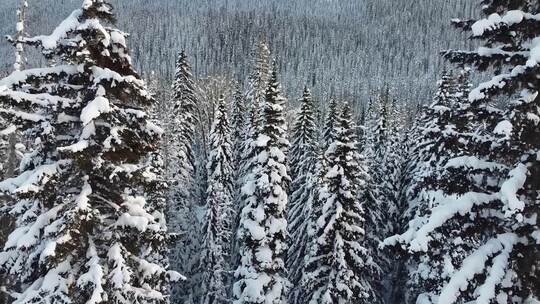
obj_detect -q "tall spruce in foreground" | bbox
[238,40,272,183]
[303,103,378,304]
[168,50,200,302]
[233,65,290,304]
[287,87,318,303]
[443,1,540,301]
[199,96,235,304]
[385,2,540,303]
[0,1,181,303]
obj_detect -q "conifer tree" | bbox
[441,1,539,301]
[246,40,272,116]
[0,1,181,303]
[168,50,201,301]
[170,50,198,213]
[10,0,28,72]
[361,88,402,300]
[199,96,235,304]
[231,42,273,274]
[286,87,318,303]
[386,2,540,302]
[1,0,28,180]
[399,70,458,225]
[233,64,290,304]
[303,103,378,304]
[386,71,476,303]
[239,41,272,181]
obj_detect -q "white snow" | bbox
[494,120,513,137]
[386,191,498,252]
[28,10,83,49]
[81,87,111,125]
[76,239,104,304]
[254,134,271,147]
[527,37,540,67]
[499,164,528,216]
[75,177,92,210]
[437,234,518,304]
[445,156,506,171]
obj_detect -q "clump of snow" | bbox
[75,177,92,210]
[81,86,110,125]
[445,156,506,171]
[27,10,83,49]
[254,134,271,147]
[527,37,540,67]
[494,120,513,137]
[115,195,156,232]
[472,13,502,36]
[107,243,131,289]
[499,164,527,217]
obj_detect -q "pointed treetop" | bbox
[216,94,227,119]
[262,61,287,145]
[323,98,339,146]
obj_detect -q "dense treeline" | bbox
[0,0,478,109]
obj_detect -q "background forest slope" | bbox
[0,0,477,107]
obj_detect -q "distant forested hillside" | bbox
[0,0,477,106]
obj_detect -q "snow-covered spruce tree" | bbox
[233,64,290,304]
[384,3,540,300]
[439,1,540,301]
[385,71,475,303]
[1,0,28,181]
[398,70,458,228]
[286,87,318,303]
[245,40,272,117]
[238,40,272,182]
[168,50,200,302]
[0,1,181,303]
[169,50,198,213]
[302,103,378,304]
[199,96,235,304]
[360,87,403,301]
[231,42,272,274]
[9,0,28,72]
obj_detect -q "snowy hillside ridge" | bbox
[0,0,477,108]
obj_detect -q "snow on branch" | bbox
[471,10,540,37]
[499,164,528,217]
[0,65,80,88]
[23,10,83,49]
[76,239,104,304]
[382,191,498,252]
[445,156,507,171]
[0,163,59,194]
[437,233,519,304]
